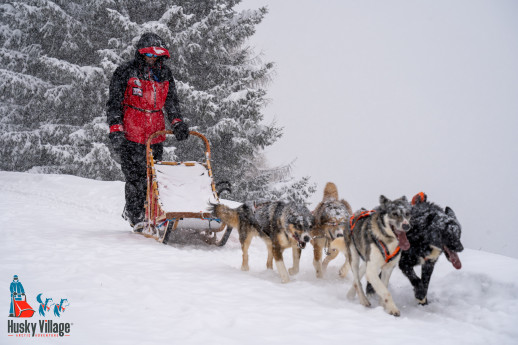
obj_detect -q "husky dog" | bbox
[346,195,411,316]
[210,201,314,283]
[399,192,463,305]
[311,182,353,278]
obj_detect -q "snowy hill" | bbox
[1,171,517,344]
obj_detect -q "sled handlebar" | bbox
[146,130,211,156]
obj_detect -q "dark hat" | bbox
[136,33,170,58]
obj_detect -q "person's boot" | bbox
[122,206,144,231]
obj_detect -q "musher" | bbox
[106,33,189,229]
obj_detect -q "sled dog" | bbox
[347,195,411,316]
[311,182,353,278]
[210,201,314,283]
[399,192,464,305]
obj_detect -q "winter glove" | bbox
[172,120,189,141]
[109,131,126,156]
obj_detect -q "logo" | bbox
[53,299,69,317]
[7,275,73,338]
[132,87,143,96]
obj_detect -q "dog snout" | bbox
[402,223,410,231]
[336,233,344,238]
[303,235,311,243]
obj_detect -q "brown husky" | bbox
[311,182,353,278]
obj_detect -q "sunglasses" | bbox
[144,53,158,58]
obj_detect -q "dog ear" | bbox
[379,195,389,205]
[425,213,436,227]
[445,207,456,218]
[400,195,408,203]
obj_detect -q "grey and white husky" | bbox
[210,201,314,283]
[347,195,412,316]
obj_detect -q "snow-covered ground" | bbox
[1,171,517,344]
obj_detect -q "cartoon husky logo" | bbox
[36,293,53,317]
[53,299,69,317]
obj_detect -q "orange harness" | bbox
[349,210,375,231]
[411,192,427,205]
[349,210,401,263]
[375,241,401,263]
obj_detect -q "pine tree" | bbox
[0,0,314,203]
[0,0,120,179]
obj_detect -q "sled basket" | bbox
[12,295,35,318]
[139,130,233,246]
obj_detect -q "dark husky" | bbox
[210,201,314,283]
[399,192,464,305]
[346,195,411,316]
[311,182,353,278]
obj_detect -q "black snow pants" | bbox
[120,140,163,225]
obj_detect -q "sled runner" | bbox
[12,294,35,318]
[137,130,234,246]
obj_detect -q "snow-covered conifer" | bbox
[0,0,314,202]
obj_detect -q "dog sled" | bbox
[135,130,234,246]
[11,294,35,318]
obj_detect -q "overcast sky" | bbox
[237,0,518,258]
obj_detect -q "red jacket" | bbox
[107,59,182,145]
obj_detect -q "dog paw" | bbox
[384,303,400,316]
[359,297,371,307]
[388,309,401,317]
[417,297,428,305]
[241,265,249,271]
[288,267,299,276]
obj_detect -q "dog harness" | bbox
[349,210,375,231]
[411,192,427,206]
[349,210,401,263]
[316,218,347,256]
[374,240,401,263]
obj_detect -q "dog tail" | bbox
[323,182,339,201]
[209,203,240,228]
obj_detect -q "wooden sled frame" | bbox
[140,130,232,246]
